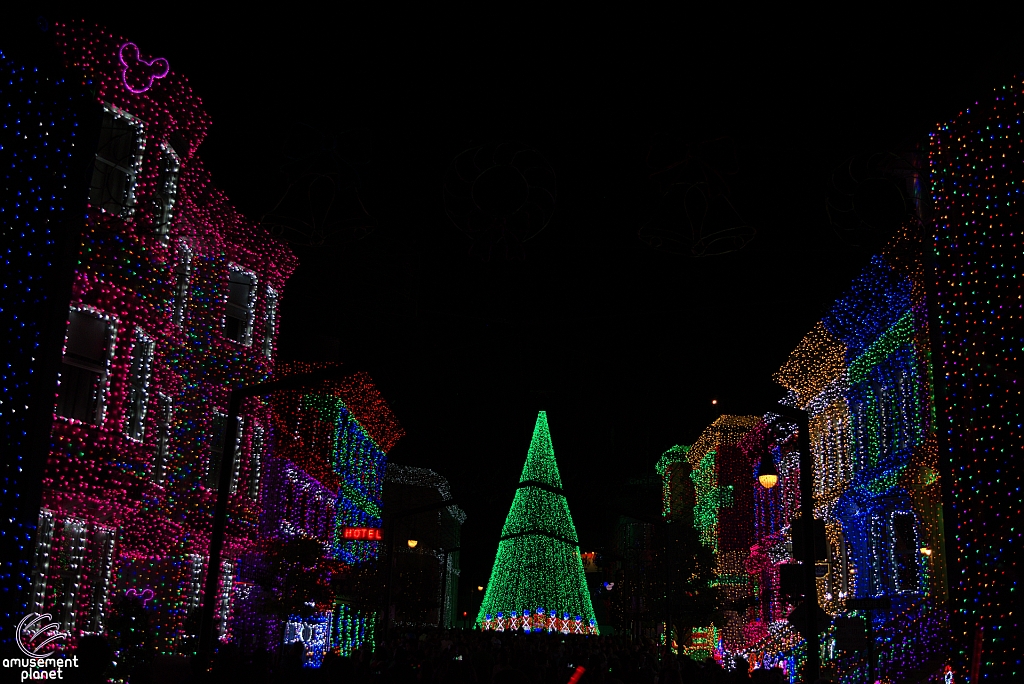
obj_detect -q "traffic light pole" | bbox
[774,403,821,683]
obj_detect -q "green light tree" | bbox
[476,411,598,631]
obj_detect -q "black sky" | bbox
[23,9,1021,593]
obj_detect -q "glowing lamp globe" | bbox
[757,451,779,489]
[407,539,418,548]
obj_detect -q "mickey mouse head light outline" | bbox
[125,587,156,606]
[119,42,169,94]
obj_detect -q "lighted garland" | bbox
[384,464,467,525]
[0,41,99,636]
[929,79,1023,677]
[477,412,597,634]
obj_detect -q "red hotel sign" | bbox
[342,527,383,540]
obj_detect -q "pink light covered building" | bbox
[28,21,297,650]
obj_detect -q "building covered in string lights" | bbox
[770,239,951,681]
[383,464,464,630]
[746,237,948,680]
[929,81,1023,679]
[239,361,404,665]
[660,229,952,681]
[1,20,299,652]
[478,411,598,634]
[654,417,761,656]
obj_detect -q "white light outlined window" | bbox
[224,267,256,345]
[209,411,243,491]
[153,393,173,484]
[154,141,181,236]
[891,511,920,594]
[56,309,117,425]
[124,328,155,441]
[248,422,265,500]
[172,241,192,327]
[30,509,55,613]
[89,104,146,218]
[262,286,278,358]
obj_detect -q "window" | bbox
[57,310,115,424]
[187,554,204,616]
[88,525,116,633]
[262,287,278,358]
[153,142,181,236]
[891,512,920,593]
[217,560,235,638]
[209,411,243,491]
[153,394,173,484]
[61,518,88,632]
[172,242,192,327]
[224,268,256,345]
[88,106,145,217]
[124,329,155,441]
[30,510,55,613]
[249,423,265,499]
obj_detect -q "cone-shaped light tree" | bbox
[477,411,598,633]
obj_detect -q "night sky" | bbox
[23,10,1019,594]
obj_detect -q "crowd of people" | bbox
[207,628,791,684]
[61,628,799,683]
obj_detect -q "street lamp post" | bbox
[196,367,350,663]
[763,402,822,683]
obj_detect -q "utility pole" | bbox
[773,403,822,683]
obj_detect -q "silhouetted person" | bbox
[749,667,786,684]
[728,656,750,683]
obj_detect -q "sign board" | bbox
[787,600,830,642]
[342,527,382,540]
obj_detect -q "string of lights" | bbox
[929,79,1023,677]
[6,20,303,655]
[477,412,598,634]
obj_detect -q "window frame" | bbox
[890,510,921,594]
[124,327,155,442]
[88,104,146,218]
[153,141,181,236]
[262,286,279,358]
[56,307,118,426]
[172,240,193,327]
[248,422,265,500]
[209,411,243,491]
[153,393,174,484]
[223,266,257,346]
